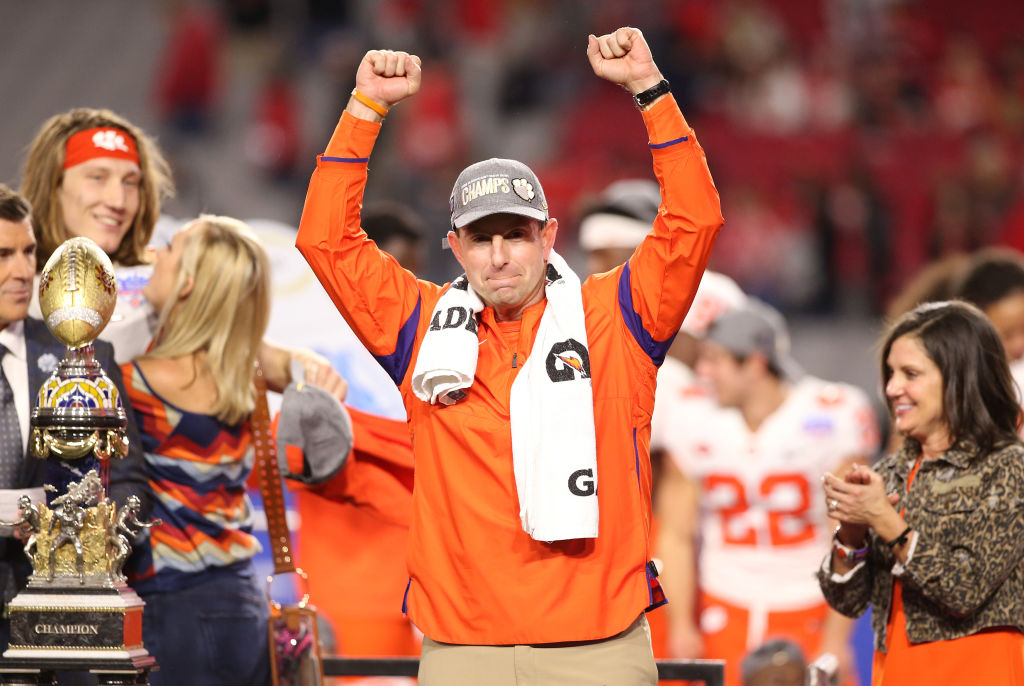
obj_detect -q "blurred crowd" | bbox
[152,0,1024,312]
[0,1,1019,683]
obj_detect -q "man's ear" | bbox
[541,218,559,259]
[447,229,466,270]
[178,273,195,299]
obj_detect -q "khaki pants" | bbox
[418,615,658,686]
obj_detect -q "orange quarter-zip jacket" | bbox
[296,94,723,645]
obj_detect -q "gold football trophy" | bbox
[0,238,156,685]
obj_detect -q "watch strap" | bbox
[886,525,913,549]
[633,79,670,108]
[832,527,869,564]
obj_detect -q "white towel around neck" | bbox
[411,250,598,541]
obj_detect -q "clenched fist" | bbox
[350,49,422,119]
[587,27,663,96]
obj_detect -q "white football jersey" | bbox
[651,356,695,452]
[663,376,879,609]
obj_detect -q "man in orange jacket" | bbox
[297,406,418,664]
[297,26,723,685]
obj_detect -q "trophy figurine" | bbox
[0,238,157,684]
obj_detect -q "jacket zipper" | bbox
[512,353,518,368]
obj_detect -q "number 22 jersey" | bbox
[663,376,880,609]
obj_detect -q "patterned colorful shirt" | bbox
[122,362,260,593]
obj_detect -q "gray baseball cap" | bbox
[277,378,353,485]
[449,158,549,229]
[705,299,803,380]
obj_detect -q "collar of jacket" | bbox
[895,436,980,473]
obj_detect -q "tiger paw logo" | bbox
[512,178,535,202]
[94,265,116,295]
[91,129,130,153]
[546,339,591,382]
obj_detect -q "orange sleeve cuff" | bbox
[641,94,692,145]
[322,111,383,161]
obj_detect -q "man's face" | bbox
[448,213,557,321]
[695,340,754,408]
[58,157,141,254]
[0,217,37,330]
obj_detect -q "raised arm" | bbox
[588,28,724,358]
[296,50,433,386]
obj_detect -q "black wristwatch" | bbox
[633,79,671,109]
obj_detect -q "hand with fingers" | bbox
[291,348,348,403]
[843,463,873,485]
[586,27,664,96]
[823,466,901,546]
[349,49,422,120]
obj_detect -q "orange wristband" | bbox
[350,89,389,117]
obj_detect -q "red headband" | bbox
[63,127,140,170]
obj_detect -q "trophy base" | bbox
[0,585,155,684]
[0,655,153,685]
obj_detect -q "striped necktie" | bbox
[0,344,23,488]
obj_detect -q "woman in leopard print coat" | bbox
[818,301,1024,686]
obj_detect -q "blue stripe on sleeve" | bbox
[648,136,688,150]
[320,155,370,163]
[616,263,675,367]
[373,296,422,385]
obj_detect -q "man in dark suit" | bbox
[0,183,147,651]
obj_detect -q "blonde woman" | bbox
[20,107,345,403]
[120,215,271,686]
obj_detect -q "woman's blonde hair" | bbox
[20,107,174,268]
[145,215,271,425]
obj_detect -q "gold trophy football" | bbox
[0,238,156,684]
